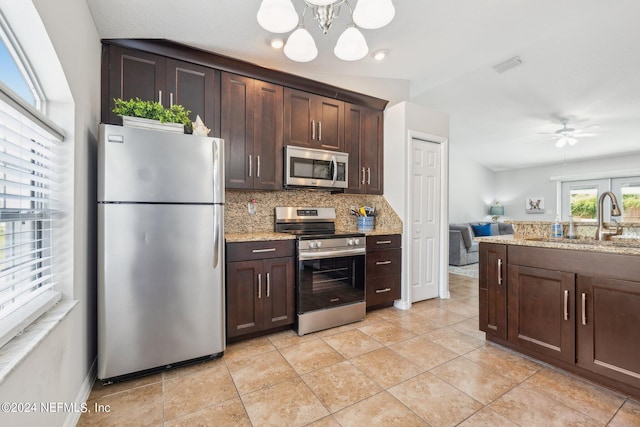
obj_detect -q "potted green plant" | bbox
[112,97,193,133]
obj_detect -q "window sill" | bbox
[0,300,78,384]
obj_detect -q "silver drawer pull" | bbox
[257,274,262,299]
[330,298,340,302]
[252,248,277,253]
[266,272,270,298]
[582,293,587,326]
[376,288,391,294]
[376,240,392,245]
[564,290,569,321]
[376,260,392,265]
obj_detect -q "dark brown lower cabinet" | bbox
[577,275,640,388]
[507,265,575,364]
[479,243,507,340]
[366,234,401,309]
[226,241,295,340]
[479,242,640,399]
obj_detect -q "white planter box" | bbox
[121,116,184,134]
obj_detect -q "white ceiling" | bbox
[85,0,640,171]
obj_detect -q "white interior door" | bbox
[409,138,441,302]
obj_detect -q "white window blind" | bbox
[0,88,62,348]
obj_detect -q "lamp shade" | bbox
[334,26,368,61]
[257,0,298,33]
[352,0,395,29]
[489,205,504,216]
[284,28,318,62]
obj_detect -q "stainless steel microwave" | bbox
[284,145,348,189]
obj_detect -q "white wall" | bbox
[0,1,100,426]
[384,101,450,306]
[494,152,640,221]
[448,145,496,223]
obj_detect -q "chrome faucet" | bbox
[595,191,622,240]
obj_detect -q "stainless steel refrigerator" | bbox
[97,123,225,381]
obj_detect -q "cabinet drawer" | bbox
[366,234,401,250]
[366,276,401,307]
[226,240,295,262]
[366,248,401,277]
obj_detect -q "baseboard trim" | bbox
[64,357,96,427]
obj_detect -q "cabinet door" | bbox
[284,88,314,148]
[363,109,383,194]
[316,96,344,151]
[253,80,283,190]
[226,260,263,338]
[222,73,254,189]
[166,59,220,137]
[366,248,402,308]
[577,276,640,388]
[479,243,507,340]
[104,45,166,125]
[345,104,365,193]
[507,265,575,363]
[263,257,295,328]
[345,104,383,194]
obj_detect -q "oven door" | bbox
[297,252,365,313]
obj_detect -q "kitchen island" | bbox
[477,236,640,399]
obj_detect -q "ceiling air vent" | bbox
[493,56,523,73]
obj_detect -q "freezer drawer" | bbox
[98,203,225,379]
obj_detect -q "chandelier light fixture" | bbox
[257,0,395,62]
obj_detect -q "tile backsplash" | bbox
[225,189,402,234]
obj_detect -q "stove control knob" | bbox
[347,238,354,246]
[354,238,361,245]
[316,240,322,248]
[309,241,316,249]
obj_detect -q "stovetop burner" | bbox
[274,206,365,242]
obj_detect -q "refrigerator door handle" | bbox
[213,205,220,268]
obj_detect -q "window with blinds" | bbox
[0,88,63,348]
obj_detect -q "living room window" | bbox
[0,19,64,348]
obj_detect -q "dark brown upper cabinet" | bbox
[102,44,220,136]
[284,88,344,152]
[345,104,383,194]
[221,72,283,190]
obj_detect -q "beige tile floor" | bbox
[78,273,640,426]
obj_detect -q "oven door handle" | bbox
[298,248,366,260]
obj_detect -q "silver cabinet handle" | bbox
[367,167,371,185]
[330,298,340,302]
[564,290,569,321]
[361,167,366,185]
[376,240,392,245]
[257,273,262,299]
[497,258,503,285]
[257,155,260,178]
[311,120,315,140]
[158,90,163,106]
[266,273,270,298]
[582,293,587,325]
[376,288,391,294]
[248,155,252,177]
[318,121,322,141]
[170,92,174,107]
[252,248,276,253]
[376,260,392,265]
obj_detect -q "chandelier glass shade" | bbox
[556,136,578,148]
[257,0,395,62]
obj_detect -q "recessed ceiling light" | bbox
[268,37,284,49]
[371,49,388,61]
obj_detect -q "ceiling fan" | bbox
[538,118,600,148]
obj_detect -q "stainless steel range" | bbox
[275,207,366,335]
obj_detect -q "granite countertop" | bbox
[475,235,640,256]
[225,228,402,243]
[225,232,296,243]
